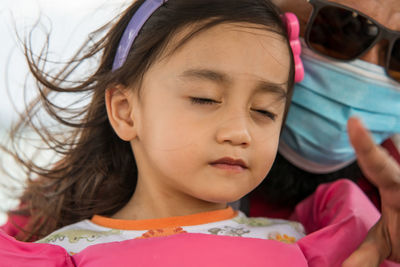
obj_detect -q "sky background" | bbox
[0,0,130,127]
[0,0,130,223]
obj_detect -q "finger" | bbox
[342,219,390,267]
[348,117,400,262]
[342,242,381,267]
[383,206,400,262]
[347,117,400,189]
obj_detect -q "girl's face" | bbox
[126,22,290,213]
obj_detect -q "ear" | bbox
[105,85,137,141]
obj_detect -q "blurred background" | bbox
[0,0,129,224]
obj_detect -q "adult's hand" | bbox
[343,117,400,267]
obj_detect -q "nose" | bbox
[359,39,388,66]
[215,113,251,147]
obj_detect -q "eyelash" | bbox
[252,109,277,121]
[190,97,277,121]
[190,97,219,105]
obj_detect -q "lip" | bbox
[210,157,248,171]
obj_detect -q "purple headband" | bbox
[112,0,168,71]
[112,0,304,82]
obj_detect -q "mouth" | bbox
[210,157,248,172]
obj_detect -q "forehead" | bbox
[152,22,291,85]
[277,0,400,31]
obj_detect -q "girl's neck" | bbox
[111,181,227,221]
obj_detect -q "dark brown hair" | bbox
[6,0,295,241]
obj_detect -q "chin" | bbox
[203,192,245,204]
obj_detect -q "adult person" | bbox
[248,0,400,265]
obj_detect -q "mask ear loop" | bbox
[282,12,304,83]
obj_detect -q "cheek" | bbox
[156,145,202,179]
[139,95,215,152]
[138,106,208,174]
[251,128,281,181]
[143,113,209,151]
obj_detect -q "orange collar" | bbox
[91,206,237,230]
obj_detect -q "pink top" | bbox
[0,179,399,266]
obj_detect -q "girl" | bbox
[7,0,301,249]
[1,0,395,266]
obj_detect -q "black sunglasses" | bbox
[305,0,400,82]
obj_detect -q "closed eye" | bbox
[252,109,277,121]
[190,97,220,105]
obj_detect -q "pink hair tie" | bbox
[282,12,304,83]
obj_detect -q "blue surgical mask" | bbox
[279,44,400,173]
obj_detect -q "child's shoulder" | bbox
[36,219,123,254]
[218,211,306,244]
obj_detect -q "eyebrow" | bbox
[181,69,230,84]
[180,68,288,99]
